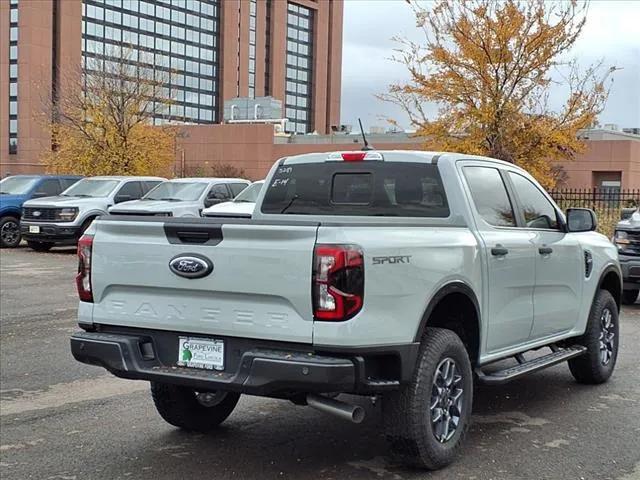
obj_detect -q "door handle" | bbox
[538,246,553,255]
[491,246,509,256]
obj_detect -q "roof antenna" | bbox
[358,118,373,151]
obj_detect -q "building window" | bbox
[285,2,313,134]
[8,0,19,154]
[248,0,257,98]
[264,0,271,96]
[81,0,219,125]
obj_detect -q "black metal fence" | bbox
[549,188,639,236]
[549,188,639,216]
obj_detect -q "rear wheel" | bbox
[26,240,54,252]
[622,289,638,305]
[383,328,473,470]
[568,289,619,384]
[150,382,240,432]
[0,216,21,248]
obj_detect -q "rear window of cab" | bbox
[261,162,449,217]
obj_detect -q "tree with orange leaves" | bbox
[380,0,617,188]
[42,48,178,177]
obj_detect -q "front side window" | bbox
[508,172,560,230]
[115,181,143,200]
[208,184,231,200]
[463,167,516,227]
[35,179,63,196]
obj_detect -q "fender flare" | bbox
[596,263,623,308]
[0,209,22,220]
[414,281,482,343]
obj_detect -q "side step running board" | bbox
[476,345,587,385]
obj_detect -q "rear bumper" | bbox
[619,255,640,290]
[70,327,418,396]
[21,221,81,244]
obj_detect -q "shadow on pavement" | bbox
[87,368,620,479]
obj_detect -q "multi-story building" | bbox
[0,0,343,174]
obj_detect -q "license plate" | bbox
[177,337,224,371]
[29,226,40,234]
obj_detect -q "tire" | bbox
[568,289,619,384]
[0,216,21,248]
[150,382,240,432]
[622,289,638,305]
[383,328,473,470]
[26,240,54,252]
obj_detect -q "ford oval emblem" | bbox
[33,211,41,217]
[169,254,213,279]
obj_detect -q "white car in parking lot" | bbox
[202,180,264,217]
[109,178,250,218]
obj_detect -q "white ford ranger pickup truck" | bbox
[70,151,621,470]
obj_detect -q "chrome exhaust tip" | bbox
[306,394,365,424]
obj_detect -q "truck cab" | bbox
[0,175,82,248]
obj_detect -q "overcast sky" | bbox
[340,0,640,131]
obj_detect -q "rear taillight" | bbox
[313,244,364,321]
[76,234,94,303]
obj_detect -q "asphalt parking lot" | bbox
[1,246,639,480]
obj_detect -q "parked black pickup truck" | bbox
[614,208,640,304]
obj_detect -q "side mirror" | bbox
[566,208,597,232]
[204,198,222,208]
[114,194,132,204]
[31,191,48,199]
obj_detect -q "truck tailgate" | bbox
[90,218,319,343]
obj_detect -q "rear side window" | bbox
[229,183,248,197]
[261,162,449,217]
[463,167,516,227]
